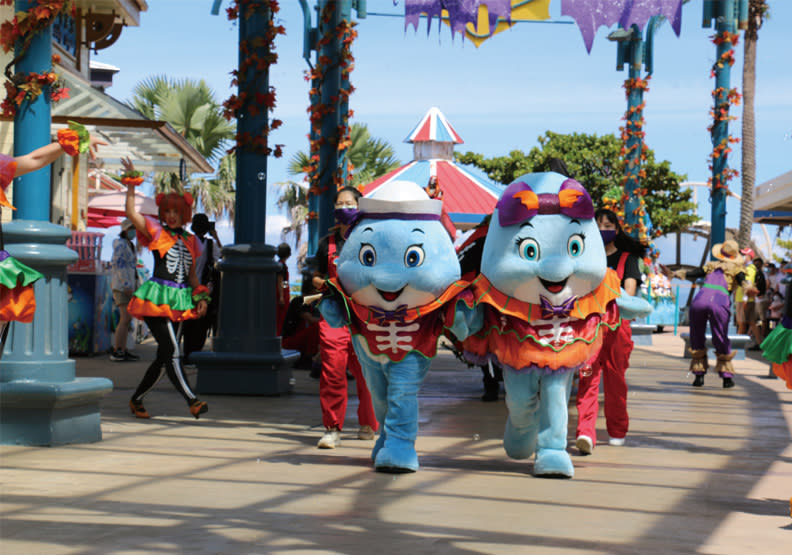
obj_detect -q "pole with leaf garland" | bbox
[1,0,111,446]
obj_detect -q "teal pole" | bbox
[706,0,742,254]
[316,0,344,243]
[1,1,111,445]
[194,0,297,395]
[622,25,645,237]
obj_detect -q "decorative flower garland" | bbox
[706,30,741,193]
[304,0,357,222]
[221,0,285,158]
[0,0,72,118]
[610,75,659,260]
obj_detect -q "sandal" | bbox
[129,400,150,419]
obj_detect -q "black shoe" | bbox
[723,377,735,388]
[109,349,126,362]
[481,388,499,402]
[692,374,705,387]
[123,350,140,361]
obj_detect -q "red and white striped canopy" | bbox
[362,108,503,230]
[404,106,464,144]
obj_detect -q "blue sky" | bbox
[92,0,792,266]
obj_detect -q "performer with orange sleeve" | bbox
[123,158,210,420]
[1,124,104,354]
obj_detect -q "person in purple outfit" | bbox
[661,240,754,388]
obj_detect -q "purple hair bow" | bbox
[497,178,594,227]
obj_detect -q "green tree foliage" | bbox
[286,122,400,187]
[274,122,401,253]
[129,75,236,220]
[455,130,698,235]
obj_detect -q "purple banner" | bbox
[404,0,512,38]
[560,0,683,53]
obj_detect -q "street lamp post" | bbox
[194,1,297,395]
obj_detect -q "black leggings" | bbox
[131,317,196,405]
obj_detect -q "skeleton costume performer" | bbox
[0,154,44,338]
[127,191,210,419]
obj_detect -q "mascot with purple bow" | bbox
[458,172,652,478]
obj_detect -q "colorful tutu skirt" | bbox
[128,277,201,322]
[761,316,792,390]
[0,250,44,323]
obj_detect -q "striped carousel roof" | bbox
[360,159,503,230]
[404,106,464,144]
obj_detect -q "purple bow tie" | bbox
[369,304,409,325]
[539,295,577,319]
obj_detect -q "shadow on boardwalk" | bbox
[1,331,790,554]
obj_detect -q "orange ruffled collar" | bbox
[327,277,469,324]
[470,269,621,321]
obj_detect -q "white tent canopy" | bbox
[754,170,792,225]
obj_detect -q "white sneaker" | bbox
[358,425,375,440]
[576,435,593,455]
[608,436,626,446]
[317,428,340,449]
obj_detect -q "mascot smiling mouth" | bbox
[539,277,568,294]
[378,287,405,302]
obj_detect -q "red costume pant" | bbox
[318,318,378,432]
[575,323,633,446]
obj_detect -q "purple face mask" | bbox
[599,229,617,245]
[334,207,359,226]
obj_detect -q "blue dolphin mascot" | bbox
[319,181,470,473]
[460,172,652,478]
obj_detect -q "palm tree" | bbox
[739,1,769,248]
[345,123,401,187]
[129,76,236,220]
[275,122,400,257]
[189,153,236,221]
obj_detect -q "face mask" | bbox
[334,207,359,226]
[126,229,136,240]
[599,229,617,245]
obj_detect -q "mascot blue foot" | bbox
[374,436,419,473]
[503,417,538,459]
[534,448,574,478]
[371,431,387,461]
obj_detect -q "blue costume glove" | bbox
[317,296,348,328]
[615,291,654,320]
[445,300,484,341]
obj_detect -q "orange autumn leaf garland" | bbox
[0,1,72,117]
[222,0,285,158]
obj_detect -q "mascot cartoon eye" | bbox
[404,244,425,268]
[516,237,540,261]
[567,234,585,257]
[359,244,377,266]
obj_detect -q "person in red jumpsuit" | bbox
[312,186,378,449]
